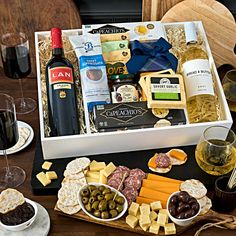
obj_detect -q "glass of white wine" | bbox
[222,69,236,112]
[195,126,236,176]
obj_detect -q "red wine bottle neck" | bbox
[51,28,64,57]
[52,48,64,57]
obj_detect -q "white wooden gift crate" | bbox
[35,22,232,160]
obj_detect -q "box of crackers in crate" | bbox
[35,21,232,160]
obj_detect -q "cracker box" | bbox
[82,21,166,41]
[35,22,232,160]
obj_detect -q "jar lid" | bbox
[110,74,134,80]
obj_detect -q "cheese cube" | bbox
[149,211,158,221]
[159,209,169,223]
[86,176,99,183]
[164,223,176,235]
[99,170,107,184]
[139,221,150,231]
[150,201,162,211]
[140,204,150,216]
[159,209,168,215]
[136,212,141,220]
[42,161,52,170]
[86,171,100,179]
[149,221,160,234]
[36,172,51,186]
[157,212,168,227]
[125,215,138,229]
[89,160,106,171]
[46,171,58,180]
[141,203,149,207]
[128,202,139,216]
[102,162,116,177]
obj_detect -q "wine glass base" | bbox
[0,166,26,189]
[15,98,37,114]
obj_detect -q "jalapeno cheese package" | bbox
[103,49,131,78]
[69,34,111,112]
[101,40,129,53]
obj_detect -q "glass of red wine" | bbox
[0,93,26,188]
[0,32,37,114]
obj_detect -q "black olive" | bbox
[170,195,178,205]
[191,203,200,212]
[184,209,196,218]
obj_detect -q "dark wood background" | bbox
[0,0,235,235]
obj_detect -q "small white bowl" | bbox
[167,191,200,226]
[78,183,128,222]
[0,198,38,231]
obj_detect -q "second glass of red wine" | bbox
[0,93,26,188]
[0,32,37,114]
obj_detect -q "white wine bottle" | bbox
[181,22,220,123]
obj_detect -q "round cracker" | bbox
[63,169,85,179]
[152,108,169,118]
[57,201,81,215]
[20,127,30,140]
[58,183,82,206]
[166,149,187,165]
[149,165,172,174]
[0,188,25,214]
[154,119,171,128]
[62,177,87,186]
[198,196,212,215]
[180,179,207,199]
[66,157,90,174]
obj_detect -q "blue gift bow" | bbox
[126,37,178,74]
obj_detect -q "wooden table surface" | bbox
[0,68,236,236]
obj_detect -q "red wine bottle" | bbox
[45,28,79,136]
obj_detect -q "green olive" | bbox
[93,210,101,218]
[80,188,89,197]
[98,200,107,211]
[102,188,111,195]
[101,211,109,219]
[104,193,113,201]
[92,200,99,210]
[88,185,96,192]
[82,197,89,204]
[108,200,116,210]
[91,189,100,197]
[116,204,123,213]
[110,192,116,198]
[85,203,92,212]
[98,185,106,192]
[89,196,96,204]
[115,196,125,205]
[97,194,104,201]
[110,209,118,218]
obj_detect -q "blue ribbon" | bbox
[126,37,178,74]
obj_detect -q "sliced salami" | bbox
[115,166,130,177]
[108,171,124,181]
[122,186,138,205]
[155,153,171,168]
[124,176,142,189]
[107,179,123,190]
[129,168,146,180]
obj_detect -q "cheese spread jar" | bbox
[111,74,139,103]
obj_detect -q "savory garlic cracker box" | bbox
[82,21,166,41]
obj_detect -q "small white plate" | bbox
[0,121,34,155]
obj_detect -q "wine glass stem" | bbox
[3,149,11,177]
[18,78,26,108]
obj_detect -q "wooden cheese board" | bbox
[55,206,236,235]
[161,0,236,68]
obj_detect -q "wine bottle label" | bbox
[49,67,73,85]
[183,59,214,99]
